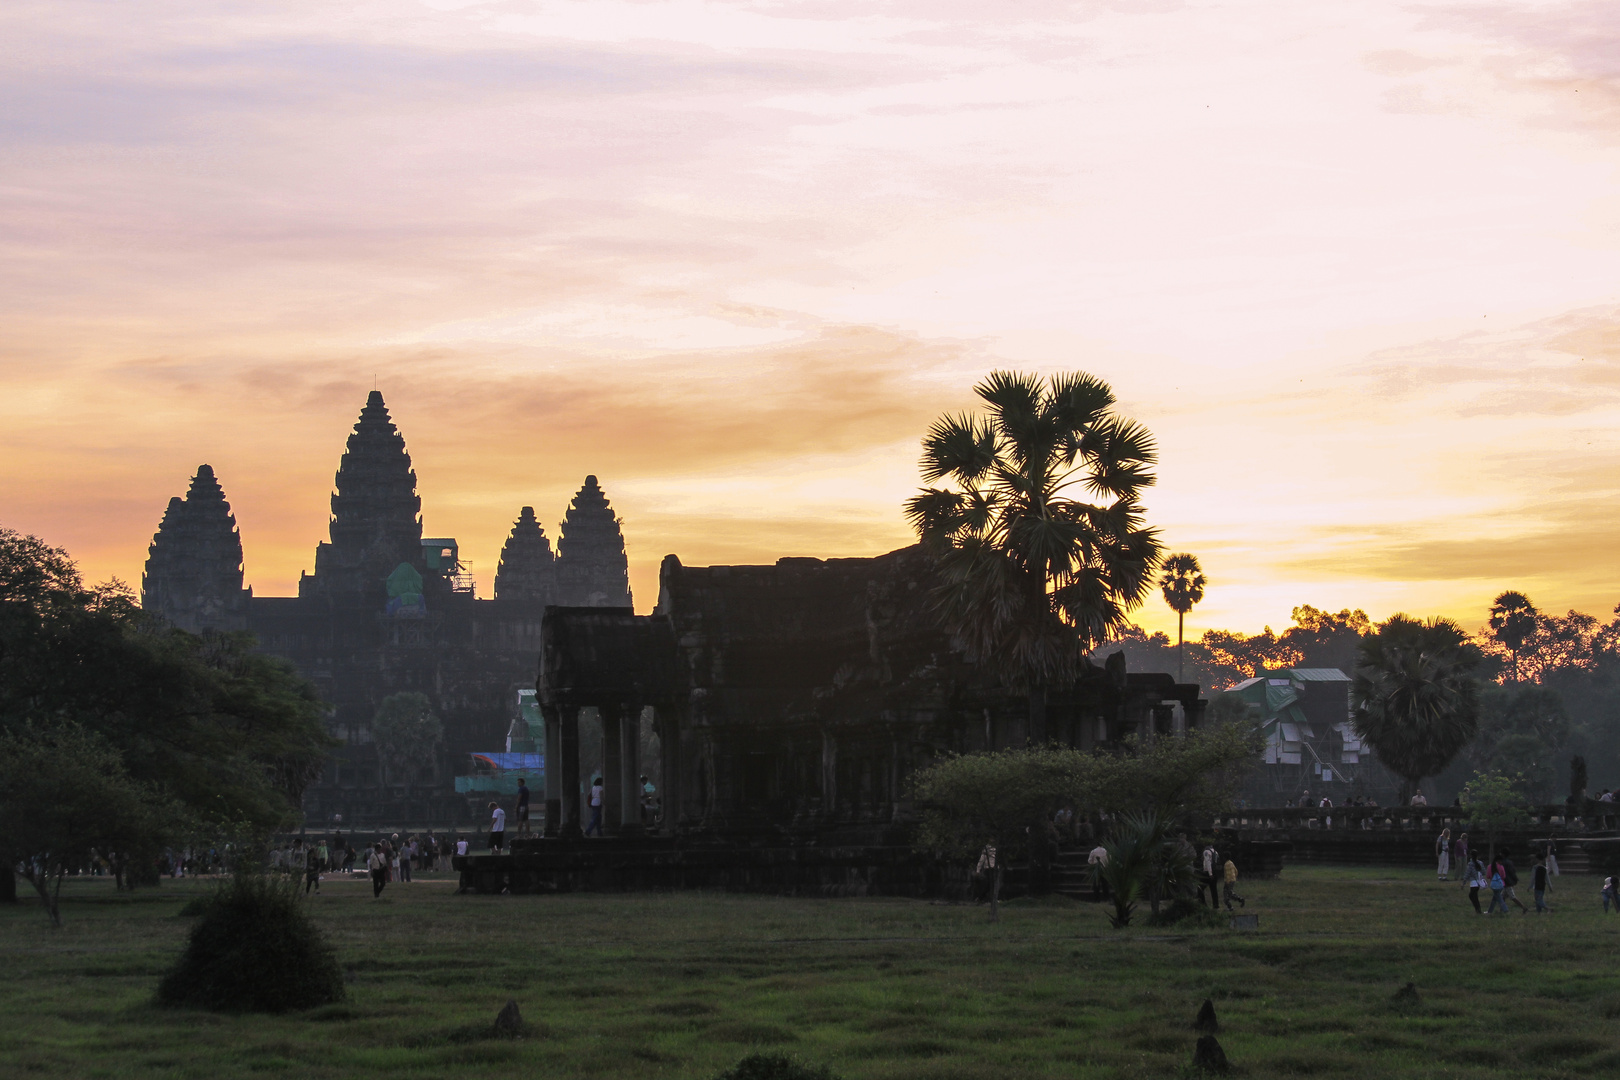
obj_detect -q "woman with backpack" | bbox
[1486,858,1508,914]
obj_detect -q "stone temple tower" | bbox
[301,391,423,603]
[141,464,252,632]
[493,505,556,606]
[554,475,632,608]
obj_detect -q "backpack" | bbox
[1503,862,1519,887]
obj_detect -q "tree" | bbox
[0,724,178,926]
[1570,754,1588,803]
[1488,591,1539,683]
[1351,615,1481,803]
[1460,770,1531,867]
[1089,810,1194,928]
[905,371,1162,739]
[910,747,1071,921]
[1159,553,1206,683]
[0,527,333,836]
[1470,684,1570,801]
[370,692,443,788]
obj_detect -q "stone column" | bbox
[559,706,582,838]
[620,706,642,836]
[657,707,682,836]
[821,727,838,821]
[600,702,623,836]
[543,705,561,838]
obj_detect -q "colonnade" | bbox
[541,703,678,838]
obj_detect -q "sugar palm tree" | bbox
[1351,615,1481,804]
[905,371,1163,741]
[1488,590,1538,683]
[1158,553,1205,683]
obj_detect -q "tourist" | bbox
[972,843,997,903]
[1602,875,1618,913]
[516,778,532,837]
[1500,853,1528,913]
[1544,839,1560,877]
[1222,857,1246,911]
[1087,841,1110,900]
[388,834,401,881]
[1600,789,1614,803]
[585,776,604,837]
[399,837,413,882]
[1465,855,1485,914]
[1435,828,1451,882]
[640,774,657,826]
[455,836,470,857]
[488,801,507,851]
[1200,843,1220,908]
[1486,858,1507,914]
[1453,832,1469,882]
[304,844,321,895]
[1532,856,1551,913]
[316,838,330,874]
[1410,790,1428,807]
[341,845,356,873]
[367,843,388,898]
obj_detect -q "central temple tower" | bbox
[300,391,423,602]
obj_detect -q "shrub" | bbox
[156,874,344,1013]
[714,1051,839,1080]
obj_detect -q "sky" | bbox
[3,0,1619,638]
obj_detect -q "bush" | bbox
[156,874,344,1013]
[714,1052,839,1080]
[1147,896,1227,928]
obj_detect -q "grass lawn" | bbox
[3,866,1619,1079]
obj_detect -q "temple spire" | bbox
[302,391,423,601]
[555,475,632,608]
[141,464,251,632]
[494,506,556,605]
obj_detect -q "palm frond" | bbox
[920,414,998,484]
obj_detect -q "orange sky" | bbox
[3,1,1619,638]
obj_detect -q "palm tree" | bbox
[1158,553,1205,683]
[905,371,1163,741]
[1350,615,1481,804]
[1488,590,1538,683]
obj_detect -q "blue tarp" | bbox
[470,752,544,772]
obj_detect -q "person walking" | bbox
[488,801,507,851]
[1532,855,1551,913]
[1435,828,1452,882]
[1465,856,1485,914]
[1544,839,1560,877]
[367,843,388,898]
[1199,843,1220,908]
[1501,854,1529,914]
[515,779,532,837]
[1222,857,1246,911]
[1486,858,1508,914]
[304,844,322,894]
[1602,875,1618,913]
[584,776,605,837]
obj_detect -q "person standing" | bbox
[367,843,388,898]
[584,776,605,837]
[1410,790,1428,807]
[1602,875,1618,913]
[1435,828,1451,882]
[515,779,532,837]
[1088,841,1110,900]
[1545,839,1560,877]
[640,774,657,825]
[1453,832,1469,884]
[1532,856,1551,913]
[399,837,413,883]
[488,801,506,851]
[1465,856,1485,914]
[455,835,469,857]
[304,844,322,895]
[1222,857,1246,911]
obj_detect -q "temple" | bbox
[140,392,634,825]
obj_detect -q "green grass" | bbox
[3,866,1619,1079]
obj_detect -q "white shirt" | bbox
[491,808,506,832]
[455,840,469,856]
[590,784,603,807]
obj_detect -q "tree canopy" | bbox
[0,527,334,846]
[371,691,443,786]
[1351,615,1481,802]
[905,370,1162,692]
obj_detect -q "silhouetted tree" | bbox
[906,371,1162,740]
[1488,591,1539,683]
[1351,615,1481,803]
[1159,553,1205,683]
[370,692,442,788]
